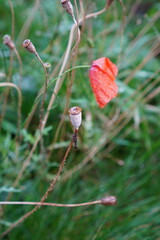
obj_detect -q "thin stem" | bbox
[14,48,23,88]
[0,200,100,208]
[8,0,15,40]
[34,51,49,157]
[72,0,81,53]
[35,51,49,127]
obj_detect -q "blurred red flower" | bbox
[89,57,118,108]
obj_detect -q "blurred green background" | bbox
[0,0,160,239]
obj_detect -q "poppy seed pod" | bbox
[60,0,74,17]
[69,106,82,130]
[100,196,117,206]
[22,39,36,54]
[3,35,15,50]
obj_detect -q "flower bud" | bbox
[100,196,117,206]
[69,106,82,130]
[22,39,36,54]
[3,35,15,50]
[60,0,74,17]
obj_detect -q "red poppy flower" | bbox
[89,57,118,108]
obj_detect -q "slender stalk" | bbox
[34,51,49,157]
[0,200,100,208]
[14,48,23,88]
[8,0,15,40]
[35,51,49,126]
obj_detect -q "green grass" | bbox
[0,0,160,239]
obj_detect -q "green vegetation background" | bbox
[0,0,160,239]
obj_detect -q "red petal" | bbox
[89,57,118,108]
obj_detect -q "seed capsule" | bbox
[60,0,74,17]
[3,35,15,50]
[69,106,82,130]
[100,196,117,206]
[22,39,36,54]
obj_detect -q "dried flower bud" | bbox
[3,35,15,50]
[60,0,74,17]
[22,39,36,54]
[100,196,117,206]
[69,106,82,130]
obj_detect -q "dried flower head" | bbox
[3,34,15,50]
[22,39,36,54]
[60,0,74,17]
[100,196,117,206]
[69,106,82,130]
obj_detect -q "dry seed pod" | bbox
[22,39,36,54]
[69,106,82,130]
[100,196,117,206]
[60,0,74,17]
[3,34,15,50]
